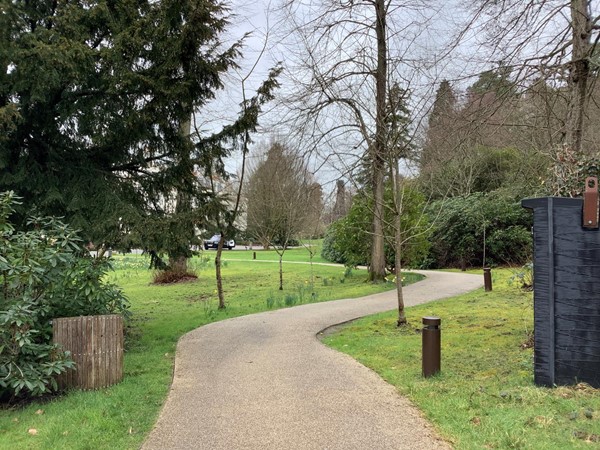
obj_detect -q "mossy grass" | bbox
[324,269,600,450]
[0,253,416,449]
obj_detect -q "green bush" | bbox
[321,183,430,270]
[321,215,368,267]
[487,226,532,264]
[284,294,298,306]
[426,190,532,268]
[0,192,129,401]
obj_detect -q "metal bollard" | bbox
[422,317,441,378]
[483,267,492,292]
[253,251,256,260]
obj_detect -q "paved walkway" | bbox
[143,270,482,449]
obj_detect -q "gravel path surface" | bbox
[142,270,482,449]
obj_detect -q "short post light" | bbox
[483,267,492,292]
[422,317,441,378]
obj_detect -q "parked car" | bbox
[203,234,235,250]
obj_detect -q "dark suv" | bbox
[203,235,235,250]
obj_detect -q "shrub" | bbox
[0,192,129,401]
[266,293,276,309]
[509,262,534,291]
[426,190,532,268]
[487,226,532,265]
[321,218,366,267]
[321,183,430,269]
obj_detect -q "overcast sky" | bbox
[203,1,466,189]
[200,0,587,194]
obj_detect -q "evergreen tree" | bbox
[467,62,516,100]
[0,1,277,257]
[421,80,458,172]
[331,180,350,222]
[386,83,413,161]
[428,80,457,130]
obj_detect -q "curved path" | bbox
[143,270,482,449]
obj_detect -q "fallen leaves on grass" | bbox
[573,430,600,443]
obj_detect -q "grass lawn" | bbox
[0,251,408,449]
[222,240,330,264]
[324,269,600,450]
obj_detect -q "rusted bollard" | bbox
[422,317,441,378]
[253,251,256,260]
[483,267,492,292]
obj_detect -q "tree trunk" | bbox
[369,0,388,283]
[395,222,406,326]
[216,235,225,309]
[168,111,192,273]
[370,161,386,282]
[169,254,188,273]
[260,238,270,250]
[392,168,407,326]
[309,248,315,287]
[566,0,591,154]
[168,186,190,274]
[279,254,284,290]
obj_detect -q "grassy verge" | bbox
[323,269,600,449]
[0,254,413,449]
[217,240,329,264]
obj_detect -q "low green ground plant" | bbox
[266,292,276,309]
[324,270,600,450]
[284,293,298,307]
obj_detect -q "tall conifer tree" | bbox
[0,1,279,258]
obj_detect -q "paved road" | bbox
[143,270,482,449]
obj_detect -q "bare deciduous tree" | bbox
[245,141,322,290]
[195,53,282,308]
[276,0,438,282]
[462,0,600,154]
